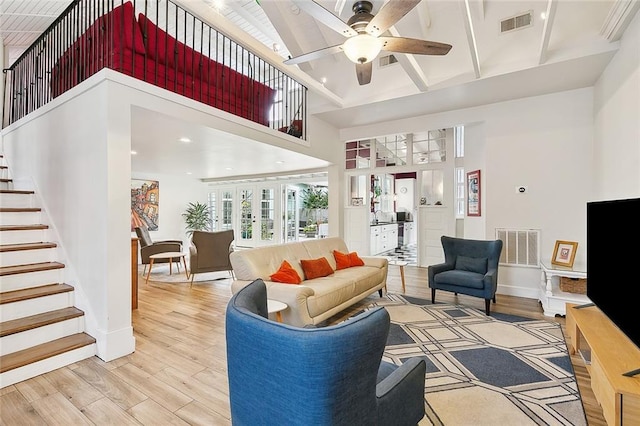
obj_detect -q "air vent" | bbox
[500,11,533,33]
[495,228,540,267]
[379,54,398,67]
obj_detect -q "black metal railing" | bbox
[2,0,306,139]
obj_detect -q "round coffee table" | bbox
[146,252,188,284]
[267,299,288,323]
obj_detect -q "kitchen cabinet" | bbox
[370,223,398,255]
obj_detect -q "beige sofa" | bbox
[229,237,388,326]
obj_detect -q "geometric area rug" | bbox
[365,294,588,426]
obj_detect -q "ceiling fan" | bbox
[283,0,452,85]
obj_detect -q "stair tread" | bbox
[0,283,73,305]
[0,179,12,182]
[0,190,34,194]
[0,224,49,231]
[0,207,41,212]
[0,242,57,252]
[0,307,84,337]
[0,261,65,276]
[0,333,96,373]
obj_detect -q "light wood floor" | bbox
[1,265,606,425]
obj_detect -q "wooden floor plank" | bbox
[0,389,48,425]
[174,400,232,426]
[14,375,58,402]
[81,397,143,425]
[127,397,190,425]
[42,367,104,410]
[71,358,148,411]
[30,392,94,425]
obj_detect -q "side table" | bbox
[267,299,288,323]
[387,259,409,293]
[539,261,590,316]
[146,252,189,284]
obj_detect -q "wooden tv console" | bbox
[566,303,640,425]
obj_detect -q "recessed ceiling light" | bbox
[321,77,327,84]
[186,172,192,175]
[540,12,547,20]
[179,137,191,143]
[276,161,284,164]
[225,167,233,170]
[131,150,137,155]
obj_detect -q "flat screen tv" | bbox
[586,197,640,356]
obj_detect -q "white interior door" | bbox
[237,185,280,247]
[208,188,234,232]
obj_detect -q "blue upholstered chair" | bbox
[428,236,503,315]
[225,279,426,426]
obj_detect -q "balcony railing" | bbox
[2,0,307,139]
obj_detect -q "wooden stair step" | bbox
[0,179,13,183]
[0,283,73,305]
[0,307,84,338]
[0,189,34,195]
[0,261,65,277]
[0,166,7,169]
[0,207,41,213]
[0,242,57,252]
[0,333,96,373]
[0,224,48,231]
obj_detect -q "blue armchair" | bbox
[225,279,426,426]
[428,236,503,315]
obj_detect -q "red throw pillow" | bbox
[269,260,302,284]
[333,250,365,270]
[300,257,334,280]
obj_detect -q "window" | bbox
[345,140,371,169]
[374,134,407,167]
[455,167,465,217]
[413,130,446,164]
[454,126,464,158]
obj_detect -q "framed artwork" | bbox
[351,197,363,206]
[466,170,481,216]
[131,179,159,231]
[551,240,578,268]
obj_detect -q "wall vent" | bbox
[500,11,533,33]
[495,228,540,267]
[379,54,399,67]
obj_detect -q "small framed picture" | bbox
[466,169,481,216]
[551,240,578,268]
[351,197,363,206]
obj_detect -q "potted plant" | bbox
[182,201,212,236]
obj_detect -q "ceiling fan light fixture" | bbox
[343,34,383,64]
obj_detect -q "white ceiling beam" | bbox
[259,0,315,74]
[600,0,640,42]
[538,0,557,65]
[461,0,481,79]
[388,25,429,91]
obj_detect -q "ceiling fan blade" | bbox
[284,44,345,65]
[365,0,421,37]
[292,0,357,37]
[356,62,372,85]
[379,36,452,55]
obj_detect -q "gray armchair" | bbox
[428,235,503,315]
[226,279,426,426]
[189,229,234,285]
[134,226,183,274]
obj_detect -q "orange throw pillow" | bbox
[269,260,302,284]
[333,250,365,270]
[300,257,334,280]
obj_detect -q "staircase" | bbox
[0,154,96,388]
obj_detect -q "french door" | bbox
[208,188,234,232]
[283,185,299,243]
[237,184,280,247]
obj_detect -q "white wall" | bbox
[132,171,208,249]
[338,88,594,299]
[3,77,135,361]
[593,9,640,200]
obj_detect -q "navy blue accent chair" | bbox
[428,236,503,315]
[225,279,426,426]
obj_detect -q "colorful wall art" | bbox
[131,179,159,231]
